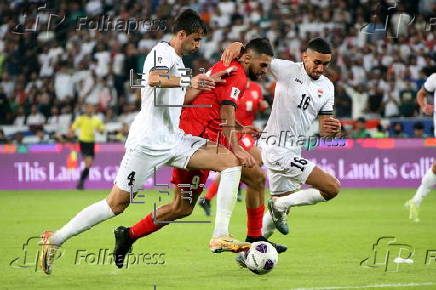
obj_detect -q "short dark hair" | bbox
[307,37,331,54]
[413,122,424,130]
[173,9,208,36]
[244,37,274,56]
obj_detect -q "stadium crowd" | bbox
[0,0,435,144]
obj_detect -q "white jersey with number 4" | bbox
[126,42,186,151]
[260,59,335,154]
[423,73,436,137]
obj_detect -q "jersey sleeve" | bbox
[96,118,105,131]
[319,82,335,115]
[423,73,436,93]
[214,71,246,107]
[270,58,295,81]
[71,116,81,130]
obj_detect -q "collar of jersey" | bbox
[160,41,182,60]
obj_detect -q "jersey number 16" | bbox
[297,94,310,111]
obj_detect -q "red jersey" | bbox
[236,81,265,127]
[179,60,248,141]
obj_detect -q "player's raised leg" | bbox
[264,164,341,237]
[405,162,436,222]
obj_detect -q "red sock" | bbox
[246,205,265,237]
[205,181,219,201]
[129,213,162,240]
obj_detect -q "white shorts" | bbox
[261,145,316,195]
[115,134,207,192]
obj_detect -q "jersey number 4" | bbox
[297,94,310,111]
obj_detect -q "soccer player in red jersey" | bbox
[198,81,268,213]
[113,38,284,268]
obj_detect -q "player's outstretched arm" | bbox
[184,67,237,104]
[148,69,216,89]
[416,87,434,115]
[319,115,341,137]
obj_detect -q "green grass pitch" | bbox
[1,189,435,290]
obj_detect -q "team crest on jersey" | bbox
[318,89,323,98]
[231,87,240,100]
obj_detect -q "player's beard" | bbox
[248,68,264,81]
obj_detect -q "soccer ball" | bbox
[244,241,278,275]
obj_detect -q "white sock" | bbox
[261,211,275,239]
[212,166,242,238]
[51,199,115,246]
[274,188,326,212]
[412,168,436,206]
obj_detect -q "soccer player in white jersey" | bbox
[39,10,255,275]
[404,71,436,222]
[222,38,342,238]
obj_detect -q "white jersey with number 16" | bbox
[260,59,335,153]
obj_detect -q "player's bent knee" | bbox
[108,200,129,215]
[251,171,266,191]
[217,155,239,172]
[107,187,131,215]
[323,178,341,200]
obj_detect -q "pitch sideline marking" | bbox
[292,282,436,290]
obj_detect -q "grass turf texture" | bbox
[1,189,435,290]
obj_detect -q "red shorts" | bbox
[171,168,210,196]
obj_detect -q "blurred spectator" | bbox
[26,104,45,126]
[351,117,371,139]
[0,128,9,144]
[382,91,400,118]
[35,129,51,144]
[113,123,130,143]
[413,122,428,138]
[47,106,61,125]
[398,81,418,117]
[334,84,352,118]
[104,107,118,123]
[372,124,388,138]
[346,84,369,120]
[118,104,137,125]
[365,87,384,118]
[13,132,24,145]
[0,86,10,124]
[13,107,26,126]
[390,122,409,138]
[54,63,73,103]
